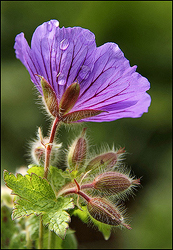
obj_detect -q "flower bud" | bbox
[38,75,59,117]
[67,128,87,170]
[59,81,80,116]
[87,197,131,229]
[92,171,140,195]
[86,149,124,172]
[31,128,62,165]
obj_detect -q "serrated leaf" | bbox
[4,171,55,202]
[43,197,74,239]
[48,166,71,194]
[3,170,74,239]
[27,165,44,177]
[73,206,111,240]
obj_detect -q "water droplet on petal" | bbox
[51,48,56,58]
[57,73,66,85]
[79,65,91,80]
[60,38,69,51]
[47,21,53,32]
[53,20,59,27]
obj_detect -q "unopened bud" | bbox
[92,171,140,195]
[38,75,59,117]
[87,197,131,229]
[86,150,124,172]
[59,81,80,116]
[31,128,62,165]
[68,128,87,170]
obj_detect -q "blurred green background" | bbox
[1,1,172,249]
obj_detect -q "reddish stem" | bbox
[81,183,94,189]
[59,183,91,202]
[78,190,91,202]
[44,116,60,179]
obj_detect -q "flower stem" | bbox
[81,183,94,189]
[25,218,32,249]
[38,215,43,249]
[58,185,91,202]
[48,230,56,249]
[44,117,60,179]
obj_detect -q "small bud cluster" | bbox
[57,128,140,230]
[31,127,62,166]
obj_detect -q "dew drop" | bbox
[47,21,53,32]
[53,20,59,27]
[57,73,66,85]
[79,65,91,80]
[51,48,56,58]
[60,38,69,51]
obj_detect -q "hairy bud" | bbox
[67,128,87,170]
[85,149,125,172]
[92,171,140,195]
[31,127,62,165]
[87,197,131,229]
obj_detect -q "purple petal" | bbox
[14,20,151,122]
[14,20,97,101]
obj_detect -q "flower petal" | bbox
[14,20,151,122]
[71,42,151,121]
[79,93,151,122]
[14,32,42,93]
[30,20,96,100]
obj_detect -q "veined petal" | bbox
[14,20,151,123]
[74,43,150,110]
[14,32,42,93]
[79,93,151,122]
[30,21,96,101]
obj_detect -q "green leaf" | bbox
[3,170,74,239]
[62,229,78,249]
[48,166,71,194]
[27,165,44,177]
[26,215,64,249]
[73,206,111,240]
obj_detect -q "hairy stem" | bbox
[58,186,91,202]
[81,183,94,189]
[44,117,60,179]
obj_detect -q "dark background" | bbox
[1,1,172,249]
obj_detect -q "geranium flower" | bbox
[14,19,151,123]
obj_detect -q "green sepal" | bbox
[62,109,105,123]
[59,81,80,115]
[39,76,59,117]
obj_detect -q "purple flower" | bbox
[14,19,151,122]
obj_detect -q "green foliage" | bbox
[1,204,25,249]
[73,206,111,240]
[3,168,74,239]
[48,166,71,194]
